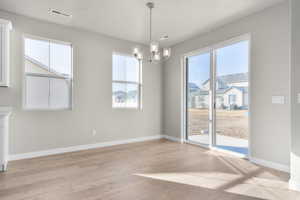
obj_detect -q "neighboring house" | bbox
[189,73,248,110]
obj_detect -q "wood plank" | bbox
[0,139,298,200]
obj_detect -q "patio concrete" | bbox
[189,134,248,155]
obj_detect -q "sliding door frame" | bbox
[181,34,251,158]
[182,46,214,148]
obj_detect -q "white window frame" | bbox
[22,34,73,111]
[0,19,12,87]
[112,52,142,110]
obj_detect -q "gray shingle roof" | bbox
[190,86,248,97]
[203,72,248,85]
[218,73,248,84]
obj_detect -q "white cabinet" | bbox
[0,107,12,171]
[0,19,12,87]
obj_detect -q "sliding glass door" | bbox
[185,36,250,156]
[186,51,211,146]
[215,40,249,155]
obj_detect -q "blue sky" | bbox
[113,54,139,82]
[188,40,249,88]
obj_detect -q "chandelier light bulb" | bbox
[137,53,143,60]
[153,52,161,61]
[150,41,159,53]
[133,47,140,56]
[162,48,171,59]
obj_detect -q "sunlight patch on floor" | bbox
[135,172,300,200]
[135,172,242,189]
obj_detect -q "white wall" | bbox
[290,0,300,190]
[163,2,290,166]
[0,11,163,155]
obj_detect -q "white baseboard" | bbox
[9,134,291,175]
[162,135,290,173]
[289,179,300,191]
[9,135,163,161]
[162,135,182,143]
[250,157,290,173]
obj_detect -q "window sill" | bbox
[112,107,142,111]
[22,107,73,111]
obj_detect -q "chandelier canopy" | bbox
[133,2,171,63]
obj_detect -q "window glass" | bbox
[50,42,72,76]
[112,53,141,108]
[113,54,139,82]
[26,76,49,109]
[49,78,70,109]
[126,83,139,108]
[112,82,127,108]
[25,38,49,68]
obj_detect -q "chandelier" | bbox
[133,2,171,63]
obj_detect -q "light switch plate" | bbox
[272,96,285,104]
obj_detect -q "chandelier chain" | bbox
[149,5,152,43]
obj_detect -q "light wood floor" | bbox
[0,139,299,200]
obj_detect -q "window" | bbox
[112,53,142,109]
[23,36,72,110]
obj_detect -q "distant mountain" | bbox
[113,91,126,97]
[127,90,137,98]
[113,90,137,99]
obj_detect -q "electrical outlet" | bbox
[92,129,97,136]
